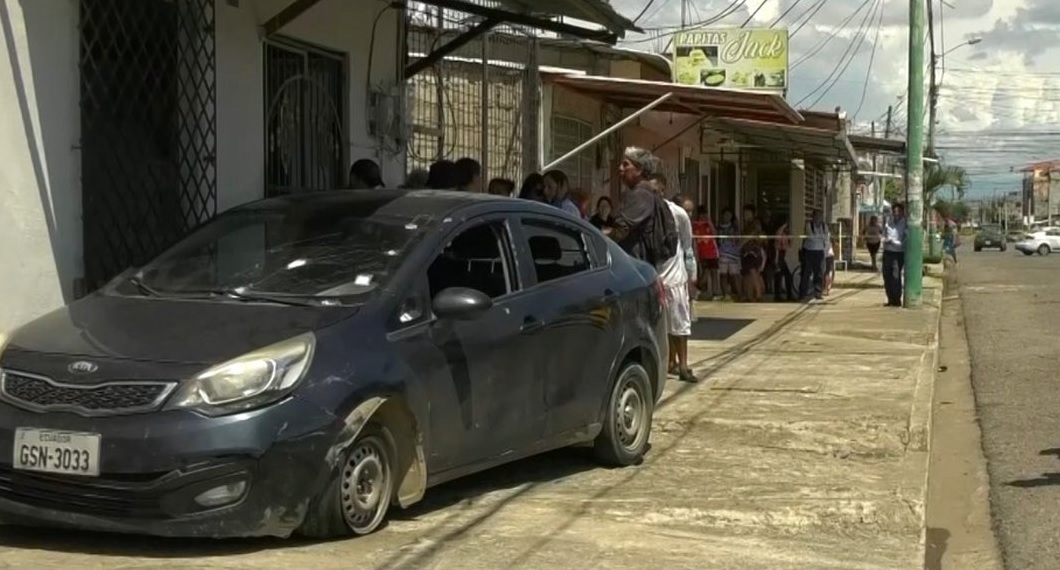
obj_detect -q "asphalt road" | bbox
[959,247,1060,570]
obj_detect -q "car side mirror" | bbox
[432,287,493,320]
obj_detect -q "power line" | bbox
[789,0,828,37]
[851,0,884,121]
[740,0,769,27]
[795,0,880,108]
[770,0,805,27]
[790,0,874,69]
[632,0,663,24]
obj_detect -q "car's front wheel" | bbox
[1039,244,1051,256]
[299,423,396,538]
[594,362,654,467]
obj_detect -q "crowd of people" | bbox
[345,149,916,382]
[346,153,855,307]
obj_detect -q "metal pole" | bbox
[882,105,893,213]
[904,0,926,308]
[481,32,490,190]
[925,0,939,261]
[542,92,673,172]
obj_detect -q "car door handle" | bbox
[521,316,544,333]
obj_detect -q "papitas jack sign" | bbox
[672,28,789,91]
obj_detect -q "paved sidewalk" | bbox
[0,271,942,570]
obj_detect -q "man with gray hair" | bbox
[604,147,661,263]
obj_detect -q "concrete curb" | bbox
[902,276,945,568]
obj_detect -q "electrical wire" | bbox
[790,0,874,69]
[790,0,828,37]
[618,0,746,46]
[851,0,884,121]
[632,0,662,24]
[770,0,805,28]
[795,0,880,107]
[740,0,770,27]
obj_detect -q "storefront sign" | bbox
[672,28,789,91]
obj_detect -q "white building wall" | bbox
[0,0,405,337]
[0,0,80,335]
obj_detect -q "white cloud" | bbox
[611,0,1060,196]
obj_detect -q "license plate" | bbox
[984,240,992,245]
[14,428,100,477]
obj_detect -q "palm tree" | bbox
[924,164,969,203]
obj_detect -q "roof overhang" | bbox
[544,74,803,125]
[849,135,906,155]
[410,0,639,43]
[405,26,671,78]
[1019,158,1060,172]
[706,117,857,166]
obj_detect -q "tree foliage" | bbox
[924,164,969,203]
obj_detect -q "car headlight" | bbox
[165,332,316,416]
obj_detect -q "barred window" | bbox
[550,116,595,192]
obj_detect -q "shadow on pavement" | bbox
[831,280,883,290]
[0,525,288,557]
[1006,474,1060,488]
[392,447,598,518]
[1004,449,1060,488]
[0,449,599,559]
[689,317,754,341]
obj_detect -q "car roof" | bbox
[228,188,580,226]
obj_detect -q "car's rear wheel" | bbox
[974,246,982,252]
[299,423,396,539]
[593,362,654,467]
[1039,244,1051,256]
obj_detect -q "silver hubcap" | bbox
[340,437,389,532]
[615,379,646,449]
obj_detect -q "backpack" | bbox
[644,194,679,266]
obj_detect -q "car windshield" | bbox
[132,201,427,302]
[980,225,1001,233]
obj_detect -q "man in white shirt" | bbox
[649,174,698,384]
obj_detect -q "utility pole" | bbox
[925,0,939,261]
[884,105,893,138]
[926,0,938,155]
[904,0,926,308]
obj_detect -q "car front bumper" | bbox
[0,396,338,538]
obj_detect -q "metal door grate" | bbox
[264,40,345,197]
[79,0,217,292]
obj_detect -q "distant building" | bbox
[1019,159,1060,222]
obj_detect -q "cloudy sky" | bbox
[611,0,1060,198]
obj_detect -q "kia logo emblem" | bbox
[67,361,98,374]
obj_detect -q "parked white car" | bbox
[1015,227,1060,256]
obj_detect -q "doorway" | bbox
[79,0,218,292]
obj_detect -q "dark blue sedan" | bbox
[0,189,668,539]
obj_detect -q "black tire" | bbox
[593,362,654,467]
[1039,244,1051,256]
[1001,245,1007,252]
[1023,250,1034,256]
[298,422,396,539]
[974,246,981,252]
